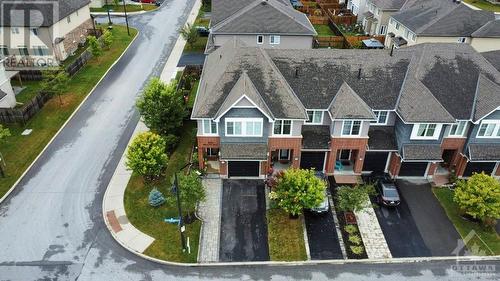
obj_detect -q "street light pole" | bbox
[171,162,193,252]
[122,0,130,36]
[106,0,112,26]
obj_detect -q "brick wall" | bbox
[327,137,368,174]
[197,136,220,169]
[427,162,438,176]
[388,152,401,177]
[441,137,467,167]
[62,18,93,58]
[268,137,302,170]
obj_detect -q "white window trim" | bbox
[270,35,280,45]
[257,35,264,45]
[305,110,323,125]
[371,110,389,125]
[410,123,443,140]
[447,121,467,137]
[202,119,218,135]
[225,118,263,137]
[476,120,500,139]
[273,120,293,136]
[457,37,466,43]
[278,149,291,160]
[341,120,363,137]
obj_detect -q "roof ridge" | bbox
[265,0,317,33]
[211,0,261,32]
[470,73,482,121]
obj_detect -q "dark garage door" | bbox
[300,152,326,171]
[363,152,389,173]
[463,162,496,177]
[228,161,260,177]
[399,162,428,177]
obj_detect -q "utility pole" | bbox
[122,0,130,36]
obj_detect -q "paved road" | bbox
[0,1,498,280]
[219,180,269,262]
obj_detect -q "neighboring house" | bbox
[191,40,500,180]
[90,0,106,8]
[0,0,93,68]
[0,59,16,108]
[347,0,368,22]
[384,0,500,52]
[362,0,408,35]
[206,0,316,53]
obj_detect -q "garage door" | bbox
[228,161,260,177]
[398,162,428,177]
[363,152,389,173]
[463,162,496,177]
[300,152,326,171]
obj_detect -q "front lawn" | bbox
[90,4,157,13]
[11,81,41,105]
[124,121,201,263]
[267,209,307,261]
[314,24,335,36]
[463,0,500,12]
[433,188,500,255]
[0,25,137,199]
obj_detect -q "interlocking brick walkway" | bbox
[354,195,392,259]
[197,178,222,263]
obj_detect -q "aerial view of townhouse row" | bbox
[0,0,499,280]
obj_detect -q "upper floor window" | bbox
[411,123,442,140]
[448,121,467,137]
[273,120,292,135]
[371,111,388,125]
[225,118,263,137]
[30,28,39,36]
[257,35,263,44]
[306,110,322,124]
[202,119,217,135]
[411,33,416,41]
[18,46,29,56]
[395,23,400,30]
[379,25,387,35]
[0,45,9,56]
[33,46,49,56]
[477,120,500,138]
[270,35,280,45]
[457,37,466,43]
[404,29,409,39]
[67,15,71,23]
[342,120,362,136]
[11,27,19,34]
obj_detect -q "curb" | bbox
[0,29,139,205]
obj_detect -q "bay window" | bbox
[202,119,217,135]
[448,121,467,137]
[273,120,292,135]
[371,111,388,125]
[477,120,500,138]
[411,123,442,140]
[342,120,362,136]
[225,118,263,137]
[306,110,323,124]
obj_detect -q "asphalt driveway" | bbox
[396,180,462,256]
[304,206,343,260]
[219,179,269,262]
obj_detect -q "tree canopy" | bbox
[126,131,168,180]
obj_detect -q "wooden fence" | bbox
[0,91,53,124]
[308,15,329,25]
[345,35,386,48]
[314,36,345,48]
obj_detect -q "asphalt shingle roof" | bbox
[0,90,7,100]
[482,50,500,72]
[328,82,376,120]
[301,125,331,149]
[473,74,500,122]
[220,143,268,160]
[403,144,442,161]
[0,0,90,27]
[368,126,398,151]
[371,0,408,10]
[472,20,500,38]
[468,143,500,161]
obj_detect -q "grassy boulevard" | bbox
[0,25,138,198]
[267,209,308,261]
[124,121,200,263]
[433,188,500,255]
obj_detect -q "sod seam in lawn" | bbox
[267,209,308,261]
[124,121,201,263]
[433,188,500,255]
[0,25,137,198]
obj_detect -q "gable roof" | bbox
[482,50,500,72]
[391,1,494,36]
[0,0,90,27]
[328,82,376,119]
[472,74,500,122]
[472,20,500,38]
[371,0,408,10]
[210,0,316,35]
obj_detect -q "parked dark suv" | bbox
[376,178,401,207]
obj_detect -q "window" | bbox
[306,110,322,124]
[33,46,49,56]
[411,33,416,41]
[279,149,290,160]
[270,35,280,45]
[411,123,442,139]
[457,37,466,43]
[379,25,387,35]
[257,35,263,44]
[225,118,263,137]
[342,120,362,136]
[11,27,19,34]
[371,111,388,125]
[477,120,500,138]
[0,45,8,56]
[202,119,217,135]
[206,148,218,156]
[395,23,400,30]
[404,29,409,39]
[390,18,394,25]
[67,15,71,23]
[30,28,39,35]
[18,46,28,56]
[273,120,292,135]
[448,121,467,137]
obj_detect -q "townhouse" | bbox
[362,0,408,36]
[347,0,369,22]
[0,0,93,68]
[192,40,500,180]
[206,0,316,53]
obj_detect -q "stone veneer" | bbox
[62,18,93,58]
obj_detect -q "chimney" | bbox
[357,68,362,79]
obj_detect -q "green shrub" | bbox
[350,245,364,255]
[148,188,166,207]
[344,225,358,235]
[348,234,362,245]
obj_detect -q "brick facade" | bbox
[267,137,302,170]
[441,137,467,167]
[62,18,93,58]
[197,136,220,170]
[388,152,401,177]
[327,137,368,174]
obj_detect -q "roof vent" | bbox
[295,67,299,78]
[357,68,362,80]
[261,0,268,5]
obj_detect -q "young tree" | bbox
[126,132,168,180]
[87,35,103,58]
[454,172,500,226]
[178,172,206,215]
[136,78,186,135]
[180,23,199,50]
[102,30,113,49]
[0,125,11,177]
[336,184,376,212]
[148,188,166,207]
[41,71,69,105]
[269,169,326,217]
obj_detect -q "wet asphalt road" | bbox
[0,1,498,280]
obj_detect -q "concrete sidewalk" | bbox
[102,0,201,255]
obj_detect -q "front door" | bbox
[338,150,351,161]
[441,149,455,168]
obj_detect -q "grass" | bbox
[0,25,137,199]
[463,0,500,12]
[183,37,208,53]
[11,81,41,105]
[90,4,157,13]
[124,121,201,262]
[187,80,199,109]
[433,188,500,255]
[314,24,335,36]
[267,209,307,261]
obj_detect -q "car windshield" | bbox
[383,187,399,197]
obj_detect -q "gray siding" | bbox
[214,34,313,49]
[467,110,500,145]
[394,117,444,150]
[219,108,269,144]
[483,109,500,120]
